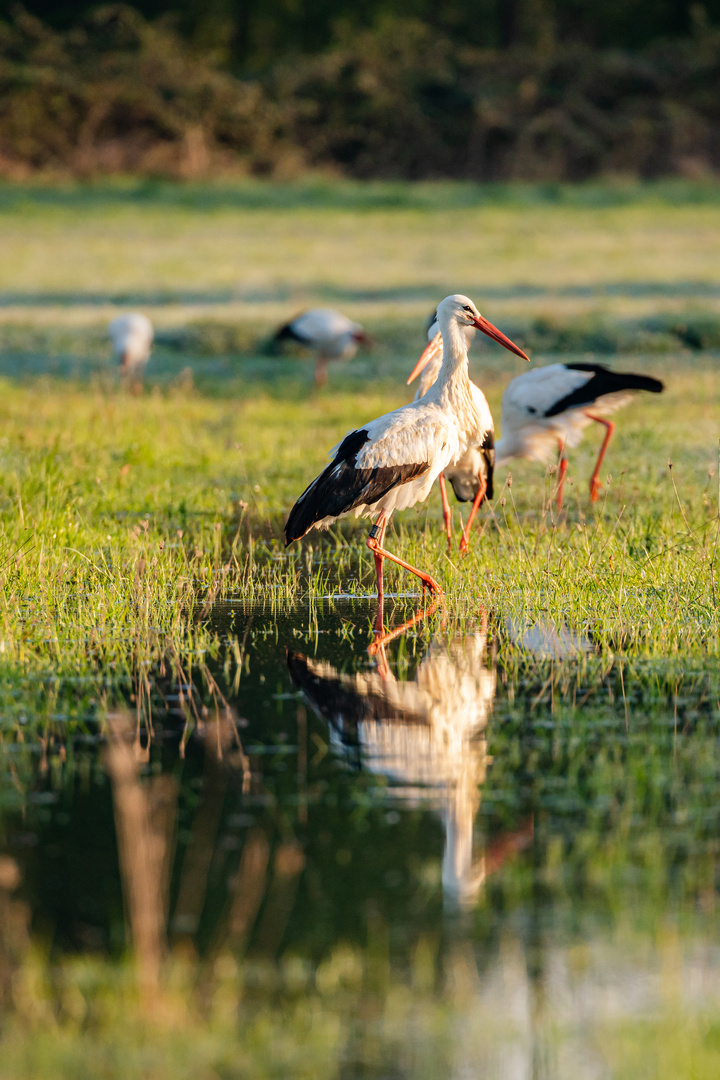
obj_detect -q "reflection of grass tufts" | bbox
[2,940,720,1079]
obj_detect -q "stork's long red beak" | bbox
[472,315,529,360]
[407,318,529,385]
[407,333,442,385]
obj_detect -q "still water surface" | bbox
[2,597,720,1075]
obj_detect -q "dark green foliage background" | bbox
[1,2,720,178]
[6,0,720,62]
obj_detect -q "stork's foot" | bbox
[590,478,603,503]
[459,520,476,555]
[366,536,443,597]
[419,572,443,595]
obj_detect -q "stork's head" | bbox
[438,294,483,329]
[438,295,529,359]
[408,294,529,387]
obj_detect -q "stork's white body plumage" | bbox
[311,385,482,528]
[109,313,154,375]
[273,307,369,386]
[285,295,528,604]
[412,319,495,546]
[495,362,664,506]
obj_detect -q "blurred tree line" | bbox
[5,0,720,64]
[0,2,719,179]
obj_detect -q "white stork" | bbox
[272,308,371,387]
[284,295,529,605]
[495,363,665,509]
[109,313,154,393]
[407,311,504,554]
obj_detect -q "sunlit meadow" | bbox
[1,180,720,1078]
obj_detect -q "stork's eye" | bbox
[462,305,472,312]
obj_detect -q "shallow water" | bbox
[3,596,720,1075]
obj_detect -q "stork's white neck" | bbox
[441,776,484,910]
[438,314,469,375]
[433,312,475,416]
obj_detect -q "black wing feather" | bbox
[273,320,307,345]
[284,429,429,545]
[545,363,664,417]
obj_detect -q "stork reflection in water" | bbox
[288,612,531,910]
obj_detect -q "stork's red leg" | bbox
[367,512,442,597]
[585,413,615,502]
[314,356,328,388]
[438,473,453,551]
[556,439,568,510]
[459,472,487,555]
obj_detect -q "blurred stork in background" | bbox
[272,308,371,387]
[495,362,665,509]
[109,313,154,395]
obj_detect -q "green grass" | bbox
[2,178,720,322]
[1,179,720,1076]
[0,357,707,786]
[0,179,716,810]
[0,357,714,706]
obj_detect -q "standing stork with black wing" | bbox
[284,295,529,616]
[495,362,665,509]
